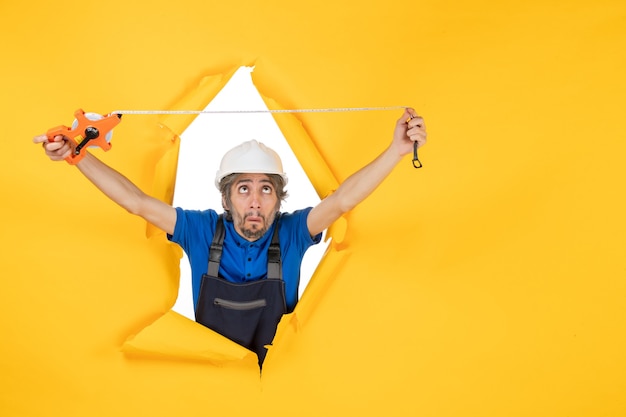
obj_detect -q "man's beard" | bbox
[234,211,276,240]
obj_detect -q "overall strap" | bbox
[267,214,282,280]
[206,214,282,280]
[207,214,226,277]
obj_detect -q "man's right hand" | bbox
[33,134,74,161]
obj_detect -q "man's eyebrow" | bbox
[235,178,273,185]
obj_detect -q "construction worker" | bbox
[33,107,427,366]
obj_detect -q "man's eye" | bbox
[262,186,272,194]
[238,186,248,193]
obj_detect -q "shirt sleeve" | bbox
[168,207,218,255]
[280,208,322,253]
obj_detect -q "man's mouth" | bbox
[244,213,264,224]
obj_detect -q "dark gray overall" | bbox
[195,215,286,366]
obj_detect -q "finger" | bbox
[49,149,72,161]
[402,107,416,118]
[409,133,427,148]
[409,125,427,137]
[399,108,412,125]
[33,134,49,144]
[48,144,72,160]
[408,116,425,129]
[407,127,426,142]
[408,124,425,134]
[399,107,420,122]
[46,140,67,151]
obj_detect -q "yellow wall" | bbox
[1,1,625,415]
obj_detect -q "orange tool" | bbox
[46,109,122,165]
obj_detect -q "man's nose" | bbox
[249,192,261,208]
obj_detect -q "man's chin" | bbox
[241,225,266,240]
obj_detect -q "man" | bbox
[33,108,427,365]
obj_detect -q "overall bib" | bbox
[195,214,286,366]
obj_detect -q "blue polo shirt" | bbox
[168,207,321,312]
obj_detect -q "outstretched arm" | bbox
[33,134,176,235]
[306,107,427,236]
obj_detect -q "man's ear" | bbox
[221,195,229,211]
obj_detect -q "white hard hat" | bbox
[215,139,288,189]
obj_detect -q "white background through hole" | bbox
[172,67,329,320]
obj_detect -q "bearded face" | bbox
[222,174,281,241]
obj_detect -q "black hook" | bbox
[412,141,422,169]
